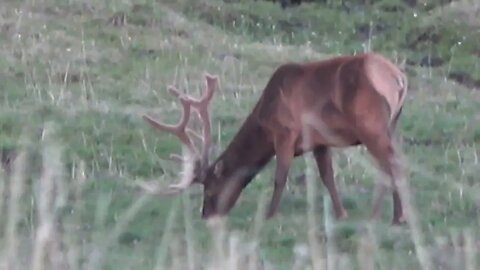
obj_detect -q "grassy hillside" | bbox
[0,0,479,269]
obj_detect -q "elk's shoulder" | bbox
[253,63,305,126]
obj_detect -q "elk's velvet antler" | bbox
[138,74,218,194]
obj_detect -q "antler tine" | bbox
[189,74,218,168]
[142,86,199,156]
[140,74,218,195]
[133,146,197,195]
[167,85,182,98]
[198,73,218,106]
[141,100,198,194]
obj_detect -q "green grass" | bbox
[0,0,479,269]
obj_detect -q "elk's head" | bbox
[138,74,224,218]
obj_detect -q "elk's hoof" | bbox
[392,215,407,225]
[265,208,278,219]
[336,209,349,220]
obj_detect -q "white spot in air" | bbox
[457,41,462,45]
[413,13,417,18]
[66,48,71,52]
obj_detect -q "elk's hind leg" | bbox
[313,146,348,220]
[351,104,406,224]
[338,57,407,224]
[360,126,406,225]
[388,107,406,225]
[265,131,296,219]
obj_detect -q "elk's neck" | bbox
[211,113,273,184]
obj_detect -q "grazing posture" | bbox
[140,52,408,225]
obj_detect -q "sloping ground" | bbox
[174,0,480,89]
[416,0,480,87]
[0,0,479,269]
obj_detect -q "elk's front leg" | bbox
[265,133,295,219]
[313,146,348,220]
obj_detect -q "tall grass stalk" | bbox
[32,124,65,270]
[153,197,181,270]
[85,193,152,270]
[1,136,28,270]
[301,114,324,270]
[182,189,196,270]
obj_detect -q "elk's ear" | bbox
[214,160,223,178]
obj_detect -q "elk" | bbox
[139,52,408,225]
